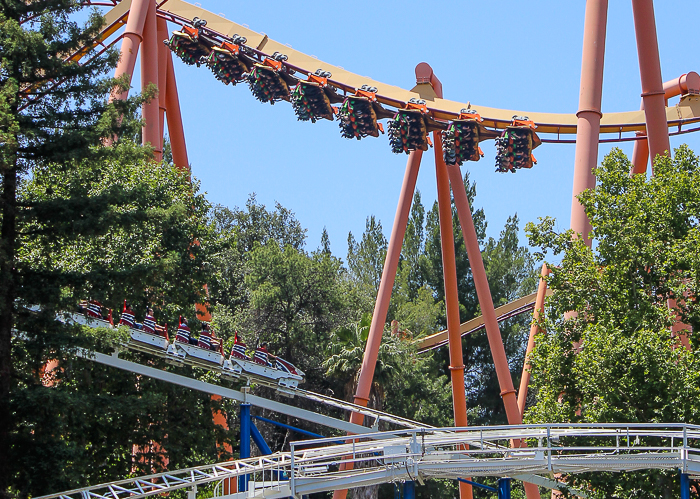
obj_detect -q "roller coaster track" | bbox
[416,290,553,353]
[37,423,700,499]
[87,0,700,143]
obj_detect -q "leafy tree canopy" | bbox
[525,146,700,498]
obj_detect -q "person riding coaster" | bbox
[126,304,170,351]
[175,316,191,343]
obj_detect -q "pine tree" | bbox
[0,2,217,495]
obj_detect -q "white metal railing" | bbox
[38,423,700,499]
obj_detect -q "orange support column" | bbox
[331,152,422,499]
[571,0,608,245]
[165,50,189,170]
[157,16,169,149]
[446,163,540,499]
[349,148,423,417]
[517,264,549,416]
[140,0,162,159]
[425,65,472,499]
[631,0,669,164]
[631,72,700,175]
[111,0,150,101]
[434,136,473,499]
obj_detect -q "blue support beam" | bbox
[497,478,511,499]
[239,403,251,492]
[681,473,690,499]
[403,481,415,499]
[458,478,498,493]
[250,420,272,455]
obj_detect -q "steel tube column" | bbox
[165,51,189,169]
[631,72,700,174]
[239,403,251,492]
[446,163,540,499]
[517,264,549,416]
[571,0,608,244]
[350,150,423,414]
[140,0,161,159]
[157,17,170,148]
[111,0,150,101]
[631,0,669,164]
[332,149,422,499]
[428,68,472,499]
[435,136,472,499]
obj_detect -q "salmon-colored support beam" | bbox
[517,264,549,416]
[111,0,150,101]
[434,135,473,499]
[425,64,472,499]
[446,163,541,499]
[157,16,170,148]
[571,0,608,245]
[331,149,422,499]
[140,0,162,159]
[631,0,669,166]
[165,49,189,170]
[631,72,700,174]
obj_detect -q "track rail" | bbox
[37,423,700,499]
[115,0,700,140]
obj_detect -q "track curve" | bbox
[96,0,700,139]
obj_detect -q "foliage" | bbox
[525,147,700,498]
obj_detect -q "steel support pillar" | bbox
[239,403,251,492]
[498,478,512,499]
[428,68,472,499]
[111,0,150,101]
[332,148,422,499]
[165,48,189,169]
[157,16,169,149]
[681,473,690,499]
[517,264,549,416]
[631,72,700,174]
[435,138,473,499]
[403,481,415,499]
[446,164,540,499]
[140,0,161,159]
[631,0,669,165]
[571,0,608,245]
[349,149,423,417]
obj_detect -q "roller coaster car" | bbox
[247,54,296,104]
[127,326,170,355]
[388,100,431,154]
[168,341,225,368]
[73,300,113,329]
[338,86,391,140]
[165,19,212,67]
[226,337,305,390]
[442,111,485,166]
[291,72,340,122]
[495,116,541,173]
[205,40,252,85]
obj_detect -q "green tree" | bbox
[207,195,307,325]
[0,1,143,492]
[525,147,700,498]
[347,215,387,304]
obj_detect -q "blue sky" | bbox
[115,0,700,260]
